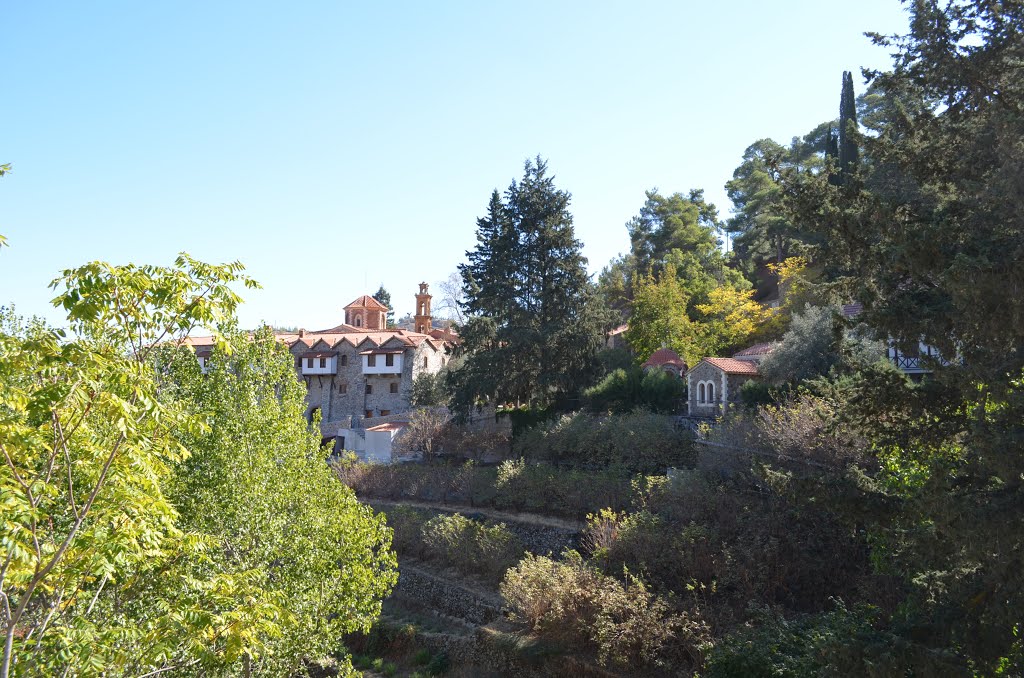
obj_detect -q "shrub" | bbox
[383,506,431,557]
[425,651,449,675]
[759,305,842,385]
[420,513,523,582]
[492,459,633,518]
[501,551,710,671]
[584,367,685,414]
[336,457,634,520]
[754,393,870,470]
[512,410,694,473]
[393,407,452,460]
[704,604,948,677]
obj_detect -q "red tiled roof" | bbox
[183,335,216,348]
[733,342,776,357]
[366,422,409,432]
[429,328,460,342]
[310,322,362,333]
[184,323,455,358]
[642,348,686,369]
[343,295,389,311]
[702,357,760,376]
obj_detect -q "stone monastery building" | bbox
[187,285,453,456]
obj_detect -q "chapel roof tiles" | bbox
[733,342,776,357]
[701,357,760,376]
[643,348,687,369]
[343,295,389,311]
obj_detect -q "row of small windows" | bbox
[696,381,716,404]
[362,385,401,395]
[295,354,439,369]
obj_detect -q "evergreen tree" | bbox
[724,122,834,295]
[781,2,1024,670]
[838,70,860,184]
[597,189,747,318]
[373,284,394,327]
[451,157,603,414]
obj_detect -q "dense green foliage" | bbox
[724,125,833,293]
[501,551,710,672]
[769,2,1024,671]
[451,157,605,415]
[372,284,395,327]
[336,459,634,520]
[583,367,685,414]
[384,506,522,582]
[0,257,396,677]
[758,304,886,385]
[511,411,694,473]
[164,327,398,675]
[597,189,748,323]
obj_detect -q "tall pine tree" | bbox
[451,157,603,414]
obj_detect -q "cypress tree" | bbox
[825,126,841,186]
[838,71,859,184]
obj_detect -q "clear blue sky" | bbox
[1,1,908,329]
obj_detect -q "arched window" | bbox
[423,356,428,369]
[354,315,362,327]
[698,383,705,403]
[708,382,715,403]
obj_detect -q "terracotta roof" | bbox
[429,328,460,342]
[733,342,776,357]
[343,295,389,311]
[183,336,216,348]
[184,324,455,358]
[310,322,362,333]
[366,422,409,432]
[702,357,760,376]
[642,348,686,369]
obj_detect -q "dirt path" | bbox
[366,498,585,532]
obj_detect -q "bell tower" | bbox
[414,283,432,334]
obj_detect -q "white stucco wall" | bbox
[363,354,403,375]
[301,355,337,375]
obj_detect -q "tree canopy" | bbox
[450,157,604,414]
[0,256,396,676]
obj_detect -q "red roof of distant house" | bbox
[702,357,760,376]
[733,342,776,357]
[366,422,409,432]
[429,327,459,342]
[343,295,389,311]
[643,348,686,369]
